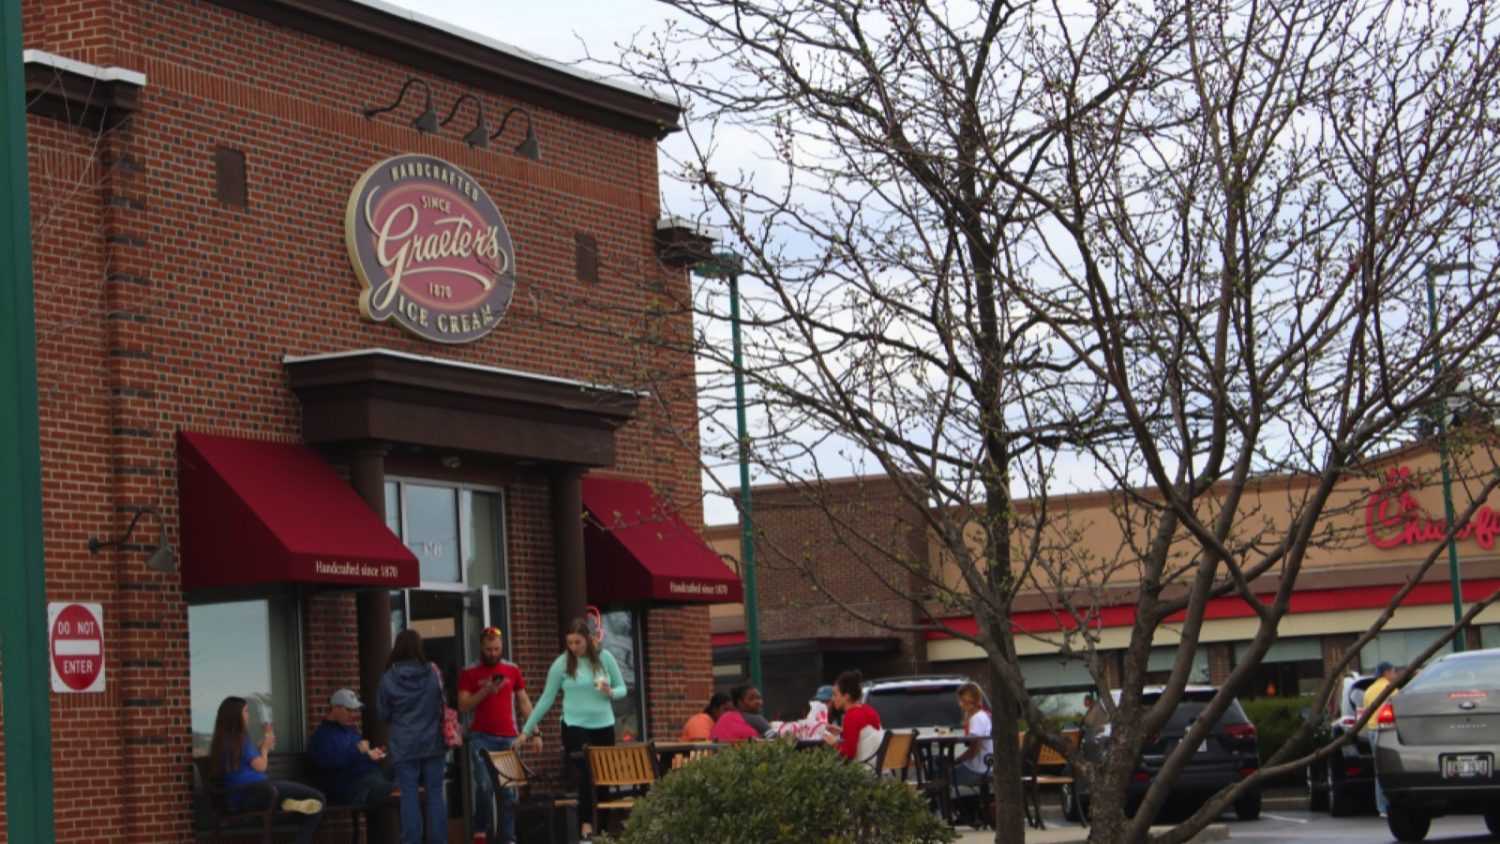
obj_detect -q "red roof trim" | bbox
[926,578,1500,640]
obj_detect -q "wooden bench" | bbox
[192,752,389,843]
[586,743,657,834]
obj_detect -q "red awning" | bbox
[177,432,418,591]
[582,476,742,605]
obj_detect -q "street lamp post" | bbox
[1,0,57,838]
[695,249,763,690]
[1425,261,1474,650]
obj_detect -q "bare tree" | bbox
[599,1,1500,841]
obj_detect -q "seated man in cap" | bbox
[308,688,395,808]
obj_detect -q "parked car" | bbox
[1373,647,1500,842]
[1062,686,1261,822]
[1306,672,1378,815]
[861,675,984,733]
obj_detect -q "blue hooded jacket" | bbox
[377,660,446,763]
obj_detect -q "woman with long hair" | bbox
[377,628,447,844]
[953,681,993,786]
[823,669,882,760]
[207,696,324,843]
[519,618,627,842]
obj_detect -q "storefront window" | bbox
[1233,636,1325,698]
[404,483,461,583]
[1145,645,1210,685]
[189,597,304,755]
[1360,628,1455,672]
[601,609,646,742]
[1484,625,1500,650]
[386,479,511,650]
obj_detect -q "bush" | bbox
[600,740,957,844]
[1241,697,1317,785]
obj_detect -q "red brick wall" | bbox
[11,1,710,840]
[752,477,929,671]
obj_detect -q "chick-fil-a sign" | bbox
[1365,465,1500,550]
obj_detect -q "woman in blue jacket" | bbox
[378,629,447,844]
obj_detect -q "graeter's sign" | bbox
[345,154,516,343]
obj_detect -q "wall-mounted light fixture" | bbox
[88,506,175,572]
[361,77,439,134]
[440,93,489,148]
[490,106,541,161]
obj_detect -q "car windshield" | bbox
[1141,689,1250,731]
[865,685,964,730]
[1406,654,1500,692]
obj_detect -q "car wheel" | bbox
[1328,766,1355,817]
[1387,808,1431,842]
[1307,762,1329,812]
[1235,788,1262,821]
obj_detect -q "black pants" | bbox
[561,723,615,828]
[237,780,325,844]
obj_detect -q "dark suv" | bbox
[1306,672,1378,815]
[1373,647,1500,842]
[1064,686,1261,822]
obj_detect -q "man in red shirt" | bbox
[459,627,532,844]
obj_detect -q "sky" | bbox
[386,1,754,523]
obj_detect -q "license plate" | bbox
[1441,754,1491,779]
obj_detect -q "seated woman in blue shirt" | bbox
[208,696,325,844]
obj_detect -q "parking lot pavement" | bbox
[954,807,1493,843]
[1226,808,1492,843]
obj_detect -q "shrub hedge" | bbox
[600,740,957,844]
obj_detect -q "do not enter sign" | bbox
[49,602,105,693]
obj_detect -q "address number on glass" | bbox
[1441,754,1491,780]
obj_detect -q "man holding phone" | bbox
[459,626,532,844]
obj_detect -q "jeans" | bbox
[562,723,616,830]
[470,732,517,842]
[348,766,397,807]
[394,754,448,844]
[953,765,988,787]
[236,780,324,844]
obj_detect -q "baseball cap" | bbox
[813,685,834,702]
[330,688,363,710]
[1375,661,1395,676]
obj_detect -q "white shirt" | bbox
[964,710,993,774]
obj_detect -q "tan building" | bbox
[709,437,1500,714]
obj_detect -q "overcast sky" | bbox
[386,1,753,524]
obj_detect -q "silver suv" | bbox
[1374,647,1500,841]
[862,675,985,732]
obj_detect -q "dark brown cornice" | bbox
[285,350,640,468]
[204,0,682,139]
[24,59,142,130]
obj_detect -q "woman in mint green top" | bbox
[519,619,626,840]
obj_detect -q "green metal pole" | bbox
[728,270,763,691]
[0,0,58,837]
[1425,265,1467,651]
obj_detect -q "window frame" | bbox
[385,476,512,643]
[187,594,308,755]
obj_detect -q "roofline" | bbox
[281,348,646,398]
[205,0,683,139]
[706,430,1498,531]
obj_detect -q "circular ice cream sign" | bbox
[345,154,516,343]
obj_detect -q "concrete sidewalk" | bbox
[955,823,1230,843]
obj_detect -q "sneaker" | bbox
[280,798,322,815]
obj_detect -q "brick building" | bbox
[12,1,738,841]
[710,443,1500,717]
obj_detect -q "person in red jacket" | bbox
[824,669,881,760]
